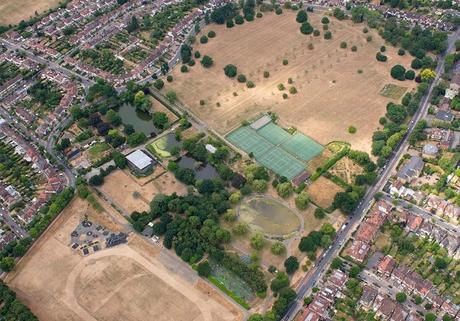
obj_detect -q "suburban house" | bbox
[396,156,424,183]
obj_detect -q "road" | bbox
[281,28,460,321]
[381,193,460,235]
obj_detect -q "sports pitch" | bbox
[227,120,323,180]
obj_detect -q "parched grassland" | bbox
[6,197,242,321]
[169,11,414,153]
[0,0,61,25]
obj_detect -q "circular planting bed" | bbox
[238,196,301,237]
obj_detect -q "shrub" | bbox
[153,79,164,90]
[188,59,196,66]
[405,70,415,80]
[395,292,407,303]
[197,261,211,277]
[201,55,213,68]
[340,41,347,48]
[295,191,309,210]
[289,86,297,94]
[321,16,329,24]
[390,64,406,81]
[226,19,234,28]
[314,208,325,219]
[380,45,386,52]
[246,81,255,88]
[167,75,173,82]
[275,7,283,15]
[282,59,289,65]
[363,27,368,33]
[376,52,387,62]
[200,35,208,44]
[224,64,238,77]
[278,83,286,91]
[323,24,329,30]
[351,45,357,52]
[237,74,247,83]
[308,43,314,50]
[348,126,357,134]
[180,65,188,73]
[366,35,372,42]
[263,71,270,78]
[207,30,216,38]
[313,29,320,36]
[194,51,201,58]
[250,233,265,250]
[324,31,332,39]
[300,22,313,35]
[296,10,308,23]
[245,13,254,21]
[199,99,205,105]
[288,78,293,84]
[271,242,286,255]
[398,48,405,56]
[235,15,244,24]
[282,93,288,99]
[256,12,263,18]
[284,256,299,274]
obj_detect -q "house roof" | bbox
[396,156,424,180]
[435,110,454,122]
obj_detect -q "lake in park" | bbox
[118,103,157,136]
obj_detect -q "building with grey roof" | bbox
[126,150,155,175]
[396,156,424,183]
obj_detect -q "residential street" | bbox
[381,193,460,235]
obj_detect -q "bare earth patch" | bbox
[169,12,414,153]
[98,169,187,213]
[307,176,344,208]
[0,0,62,25]
[6,197,242,321]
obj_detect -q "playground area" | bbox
[227,118,323,180]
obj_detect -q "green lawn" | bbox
[87,142,111,162]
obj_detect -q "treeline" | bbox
[371,82,429,164]
[0,282,38,321]
[28,187,74,238]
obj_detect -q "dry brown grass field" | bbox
[169,11,414,153]
[6,197,242,321]
[0,0,61,25]
[98,169,187,213]
[329,156,364,185]
[307,176,344,208]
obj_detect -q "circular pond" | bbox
[238,196,301,237]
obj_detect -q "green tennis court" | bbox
[257,123,290,145]
[258,147,306,180]
[281,132,324,162]
[227,126,272,158]
[226,118,324,180]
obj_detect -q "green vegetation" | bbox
[28,80,63,110]
[0,282,38,320]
